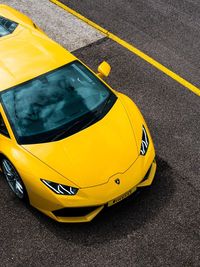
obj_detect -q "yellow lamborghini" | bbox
[0,5,156,222]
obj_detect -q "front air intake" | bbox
[53,206,101,217]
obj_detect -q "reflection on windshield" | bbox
[1,61,116,144]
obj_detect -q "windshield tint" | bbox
[1,61,116,144]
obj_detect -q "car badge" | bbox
[115,178,120,185]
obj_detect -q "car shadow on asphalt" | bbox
[28,156,175,245]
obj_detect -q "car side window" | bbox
[0,113,10,138]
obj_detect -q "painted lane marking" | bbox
[50,0,200,97]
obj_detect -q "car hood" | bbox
[22,98,139,188]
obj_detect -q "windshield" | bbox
[1,61,117,144]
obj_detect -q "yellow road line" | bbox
[50,0,200,97]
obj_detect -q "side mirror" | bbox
[97,61,111,78]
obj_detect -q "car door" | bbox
[0,105,16,165]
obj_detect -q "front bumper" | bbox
[35,156,157,223]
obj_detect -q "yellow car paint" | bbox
[0,5,156,223]
[22,99,139,188]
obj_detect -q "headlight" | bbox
[41,179,78,195]
[140,125,149,155]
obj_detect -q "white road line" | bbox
[0,0,104,51]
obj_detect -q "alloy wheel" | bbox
[2,159,24,199]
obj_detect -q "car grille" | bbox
[52,206,101,217]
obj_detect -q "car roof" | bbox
[0,5,76,91]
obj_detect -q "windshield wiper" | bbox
[45,95,113,142]
[49,110,101,142]
[78,95,112,131]
[50,120,82,142]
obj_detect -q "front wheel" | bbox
[2,158,28,202]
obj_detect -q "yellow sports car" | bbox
[0,5,156,222]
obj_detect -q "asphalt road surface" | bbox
[0,1,200,266]
[61,0,200,88]
[2,0,103,51]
